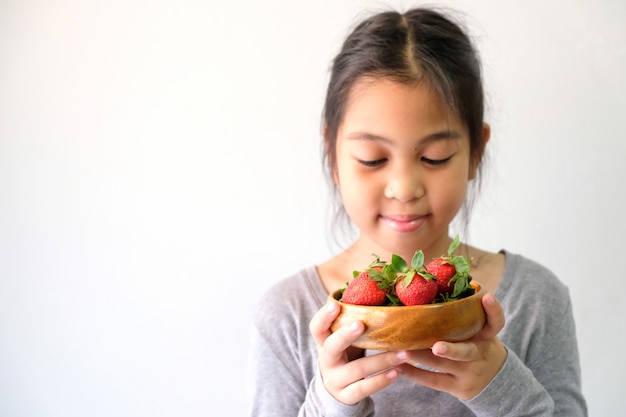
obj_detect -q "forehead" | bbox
[340,77,466,138]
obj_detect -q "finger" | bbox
[477,293,505,340]
[337,367,401,405]
[342,350,410,380]
[397,363,455,392]
[406,343,480,374]
[320,320,365,366]
[405,348,453,372]
[309,300,341,347]
[431,340,478,362]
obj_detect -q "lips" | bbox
[380,214,428,233]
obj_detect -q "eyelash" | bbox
[421,156,452,166]
[357,155,453,168]
[358,158,387,167]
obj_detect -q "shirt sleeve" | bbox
[248,319,374,417]
[300,364,375,417]
[248,323,306,417]
[462,347,554,416]
[248,273,375,417]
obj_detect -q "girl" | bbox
[250,7,587,417]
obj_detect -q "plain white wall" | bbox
[1,0,624,415]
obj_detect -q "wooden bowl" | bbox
[328,281,486,351]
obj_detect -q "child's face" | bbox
[333,77,473,258]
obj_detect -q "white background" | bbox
[1,0,624,416]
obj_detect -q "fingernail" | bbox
[484,294,495,307]
[396,350,408,360]
[327,302,336,313]
[349,321,360,332]
[434,343,448,355]
[387,368,398,380]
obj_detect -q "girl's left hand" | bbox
[398,292,507,400]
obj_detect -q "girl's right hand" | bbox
[309,299,410,405]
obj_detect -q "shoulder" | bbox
[498,251,572,322]
[500,251,569,296]
[252,266,327,333]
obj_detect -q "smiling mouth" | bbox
[382,214,423,222]
[380,214,428,233]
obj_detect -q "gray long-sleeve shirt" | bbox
[249,251,587,416]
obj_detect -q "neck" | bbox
[346,234,454,269]
[318,233,457,293]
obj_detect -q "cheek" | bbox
[336,167,381,211]
[336,167,364,197]
[425,160,470,205]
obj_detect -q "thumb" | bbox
[477,293,505,340]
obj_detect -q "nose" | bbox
[384,165,424,202]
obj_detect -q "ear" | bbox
[468,123,490,180]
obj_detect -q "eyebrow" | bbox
[346,130,463,145]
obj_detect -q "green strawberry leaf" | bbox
[369,254,387,268]
[402,270,416,288]
[448,235,460,256]
[383,265,398,282]
[338,283,348,300]
[418,270,436,281]
[451,278,464,298]
[352,270,360,278]
[436,292,451,303]
[368,268,385,282]
[391,254,409,273]
[386,293,401,305]
[411,250,425,270]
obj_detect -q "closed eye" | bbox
[421,155,452,166]
[358,158,387,167]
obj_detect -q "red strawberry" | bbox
[390,250,437,306]
[395,272,437,306]
[341,266,388,306]
[426,235,473,299]
[426,258,457,296]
